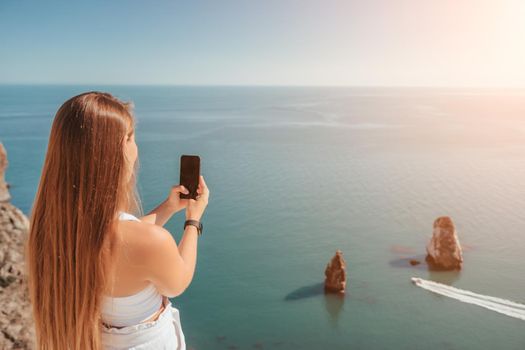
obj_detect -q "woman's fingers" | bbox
[200,176,209,195]
[200,175,208,190]
[173,184,189,194]
[189,176,209,201]
[200,180,209,203]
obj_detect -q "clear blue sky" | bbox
[1,0,524,86]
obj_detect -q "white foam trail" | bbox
[411,277,525,321]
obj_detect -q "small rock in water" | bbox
[324,249,347,294]
[409,259,421,266]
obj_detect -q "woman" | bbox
[26,91,209,349]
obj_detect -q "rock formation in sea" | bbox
[425,216,463,270]
[0,142,35,349]
[324,250,347,294]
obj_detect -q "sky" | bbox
[1,0,525,87]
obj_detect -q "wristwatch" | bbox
[184,219,203,236]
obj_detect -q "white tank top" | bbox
[100,211,164,327]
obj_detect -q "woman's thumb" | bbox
[174,185,189,194]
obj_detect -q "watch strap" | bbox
[184,219,203,236]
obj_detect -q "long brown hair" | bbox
[26,91,143,349]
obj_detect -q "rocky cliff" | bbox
[0,142,35,349]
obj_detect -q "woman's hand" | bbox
[186,175,209,221]
[165,184,190,213]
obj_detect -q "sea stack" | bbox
[0,142,35,349]
[324,250,347,294]
[426,216,463,270]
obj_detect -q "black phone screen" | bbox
[179,155,200,200]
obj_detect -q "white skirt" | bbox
[101,297,186,350]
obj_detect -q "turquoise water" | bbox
[1,85,524,349]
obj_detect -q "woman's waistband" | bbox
[100,296,180,348]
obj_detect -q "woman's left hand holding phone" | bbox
[165,184,190,213]
[140,185,189,226]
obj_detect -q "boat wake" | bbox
[411,277,525,321]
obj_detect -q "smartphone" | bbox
[179,155,200,200]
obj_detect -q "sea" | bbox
[1,85,524,349]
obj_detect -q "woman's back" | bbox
[101,212,163,327]
[104,212,152,298]
[100,211,186,349]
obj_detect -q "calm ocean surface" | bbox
[1,85,524,349]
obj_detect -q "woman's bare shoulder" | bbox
[114,220,188,297]
[115,220,176,260]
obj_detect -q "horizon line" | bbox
[1,83,525,89]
